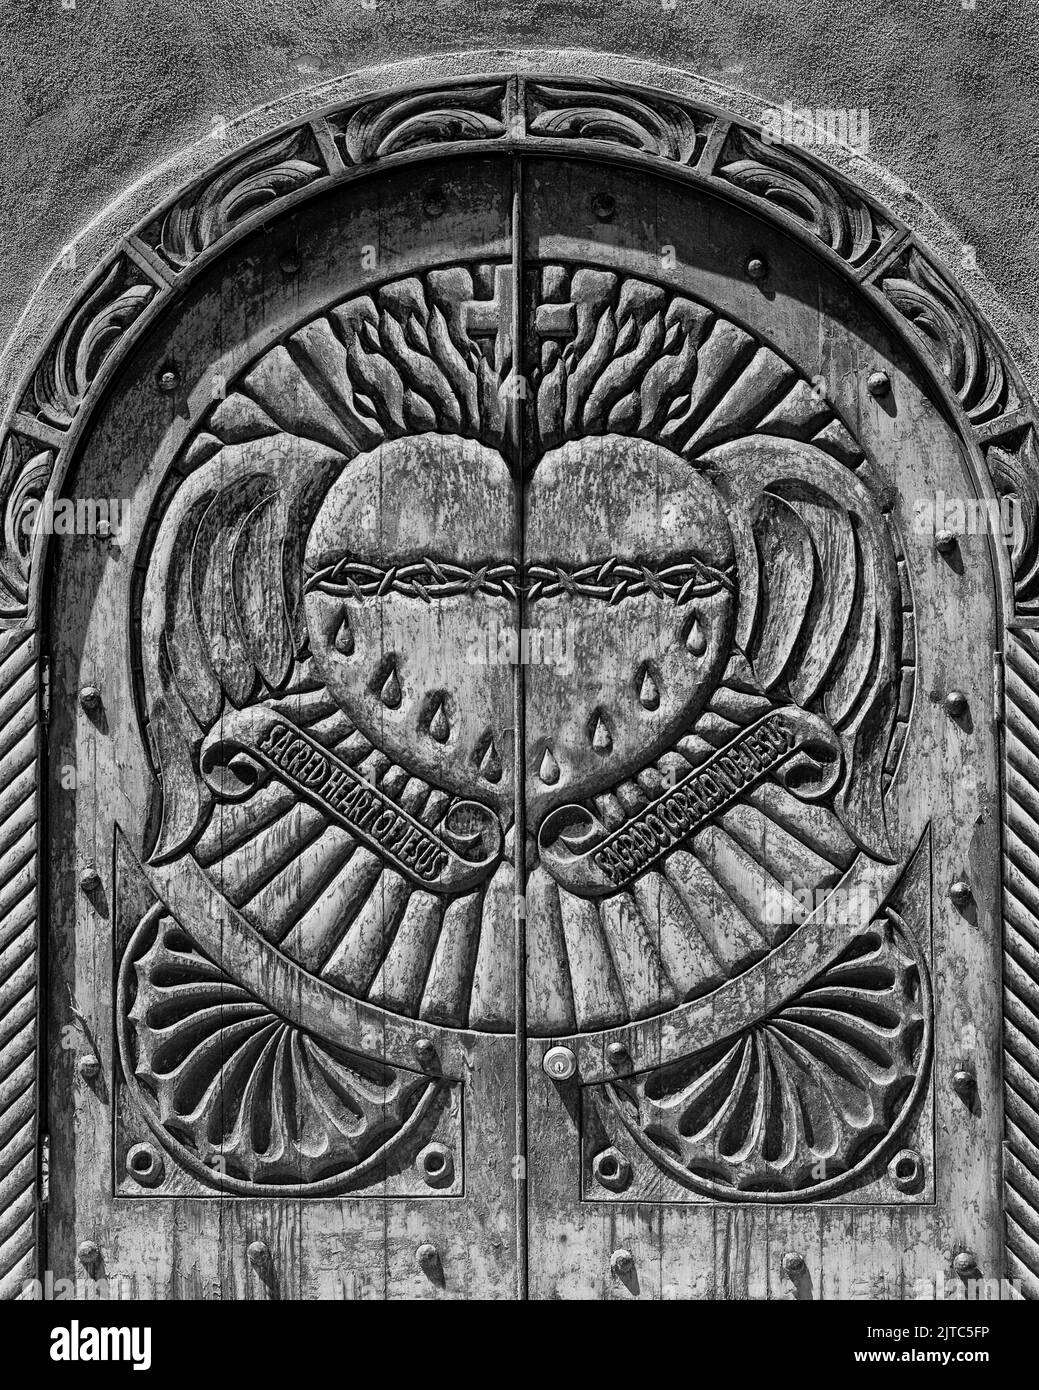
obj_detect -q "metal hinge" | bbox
[39,1133,50,1204]
[994,649,1005,725]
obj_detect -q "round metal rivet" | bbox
[157,369,179,393]
[422,188,446,217]
[782,1251,805,1277]
[77,1053,100,1080]
[610,1248,634,1277]
[542,1045,577,1081]
[77,1241,100,1267]
[944,690,968,718]
[746,256,767,280]
[416,1142,454,1189]
[593,192,616,222]
[416,1242,439,1272]
[935,529,957,554]
[953,1250,978,1276]
[952,1067,976,1097]
[413,1036,436,1066]
[126,1141,164,1187]
[593,1146,632,1193]
[247,1240,269,1268]
[80,866,102,893]
[888,1148,924,1192]
[867,370,891,397]
[79,684,102,713]
[949,879,972,907]
[279,250,301,274]
[606,1041,628,1069]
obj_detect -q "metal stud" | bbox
[746,256,767,280]
[610,1248,634,1277]
[415,1142,454,1189]
[77,1241,100,1267]
[781,1251,805,1277]
[80,865,101,893]
[125,1142,164,1187]
[592,192,616,222]
[542,1045,576,1081]
[944,690,968,718]
[953,1250,978,1277]
[593,1147,632,1193]
[935,529,957,554]
[888,1148,924,1192]
[606,1041,629,1069]
[157,369,179,393]
[416,1242,440,1275]
[949,879,972,907]
[413,1036,437,1067]
[77,1054,100,1080]
[422,187,446,218]
[867,370,891,397]
[952,1068,976,1098]
[79,685,102,713]
[247,1240,270,1269]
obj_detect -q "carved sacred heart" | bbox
[304,431,736,828]
[139,270,900,1043]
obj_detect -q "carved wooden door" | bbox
[44,142,1002,1299]
[47,157,525,1299]
[520,159,1001,1299]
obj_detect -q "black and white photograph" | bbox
[0,0,1036,1353]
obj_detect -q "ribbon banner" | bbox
[538,706,843,898]
[198,707,503,894]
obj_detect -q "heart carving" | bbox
[304,432,736,830]
[523,436,735,824]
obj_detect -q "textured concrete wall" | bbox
[2,1,1038,374]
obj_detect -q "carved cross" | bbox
[535,300,576,344]
[464,264,513,371]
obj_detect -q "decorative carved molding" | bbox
[876,245,1015,425]
[118,904,454,1195]
[988,423,1039,618]
[714,125,892,267]
[335,82,509,165]
[0,628,37,1299]
[149,128,325,270]
[1002,629,1039,1298]
[525,81,707,162]
[0,66,1037,1290]
[587,908,931,1202]
[22,259,156,435]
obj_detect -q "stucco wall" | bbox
[3,1,1038,388]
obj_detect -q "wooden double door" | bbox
[45,149,1003,1298]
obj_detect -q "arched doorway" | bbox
[1,66,1035,1300]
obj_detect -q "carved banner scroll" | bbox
[539,706,843,896]
[198,709,502,894]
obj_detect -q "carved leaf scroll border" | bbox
[0,68,1037,1297]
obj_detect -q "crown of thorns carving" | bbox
[307,555,735,604]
